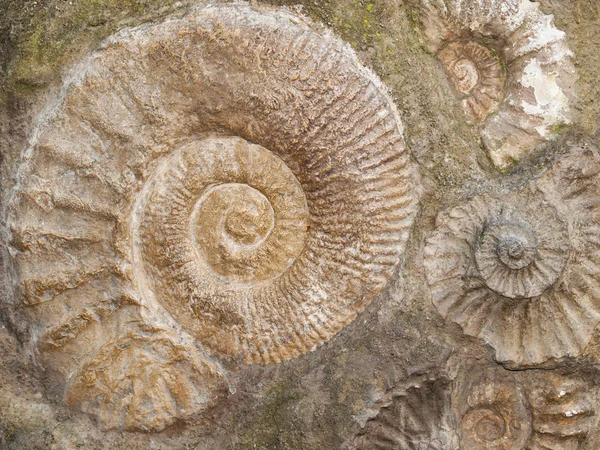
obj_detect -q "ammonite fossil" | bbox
[419,0,576,169]
[7,3,420,429]
[424,146,600,366]
[454,362,598,450]
[351,377,457,450]
[455,368,531,450]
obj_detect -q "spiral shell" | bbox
[455,368,530,450]
[7,3,420,428]
[420,0,576,169]
[424,147,600,366]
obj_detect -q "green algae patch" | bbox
[6,0,194,95]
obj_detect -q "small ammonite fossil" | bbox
[351,377,457,450]
[7,3,420,429]
[419,0,576,169]
[455,367,531,450]
[424,146,600,366]
[437,40,506,122]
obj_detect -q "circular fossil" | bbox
[424,147,600,366]
[419,0,576,169]
[437,40,506,121]
[7,3,420,428]
[456,369,531,450]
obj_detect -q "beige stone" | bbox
[424,146,600,366]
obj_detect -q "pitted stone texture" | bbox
[419,0,576,169]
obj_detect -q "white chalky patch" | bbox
[521,59,570,136]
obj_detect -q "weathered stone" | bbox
[5,3,420,431]
[1,0,600,448]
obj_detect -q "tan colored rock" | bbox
[65,323,224,431]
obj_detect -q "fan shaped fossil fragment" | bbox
[419,0,576,169]
[66,323,224,431]
[424,146,600,366]
[351,378,457,450]
[6,3,420,430]
[528,373,597,450]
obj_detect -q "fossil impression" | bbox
[454,363,599,450]
[419,0,576,169]
[351,377,457,450]
[424,147,600,366]
[456,371,530,450]
[6,3,420,429]
[528,373,597,450]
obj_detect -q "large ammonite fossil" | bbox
[424,146,600,367]
[6,3,420,429]
[419,0,576,169]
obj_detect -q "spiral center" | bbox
[218,185,274,247]
[450,58,479,95]
[497,236,536,270]
[474,410,506,442]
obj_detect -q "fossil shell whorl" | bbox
[65,323,224,431]
[419,0,575,169]
[437,40,506,121]
[455,369,531,450]
[8,3,420,424]
[424,147,600,366]
[528,373,596,449]
[136,137,313,359]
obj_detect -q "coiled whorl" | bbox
[424,147,600,366]
[9,3,421,379]
[420,0,576,169]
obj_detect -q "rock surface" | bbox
[1,0,600,448]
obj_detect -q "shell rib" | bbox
[7,3,420,429]
[352,378,457,449]
[420,0,576,169]
[424,146,600,366]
